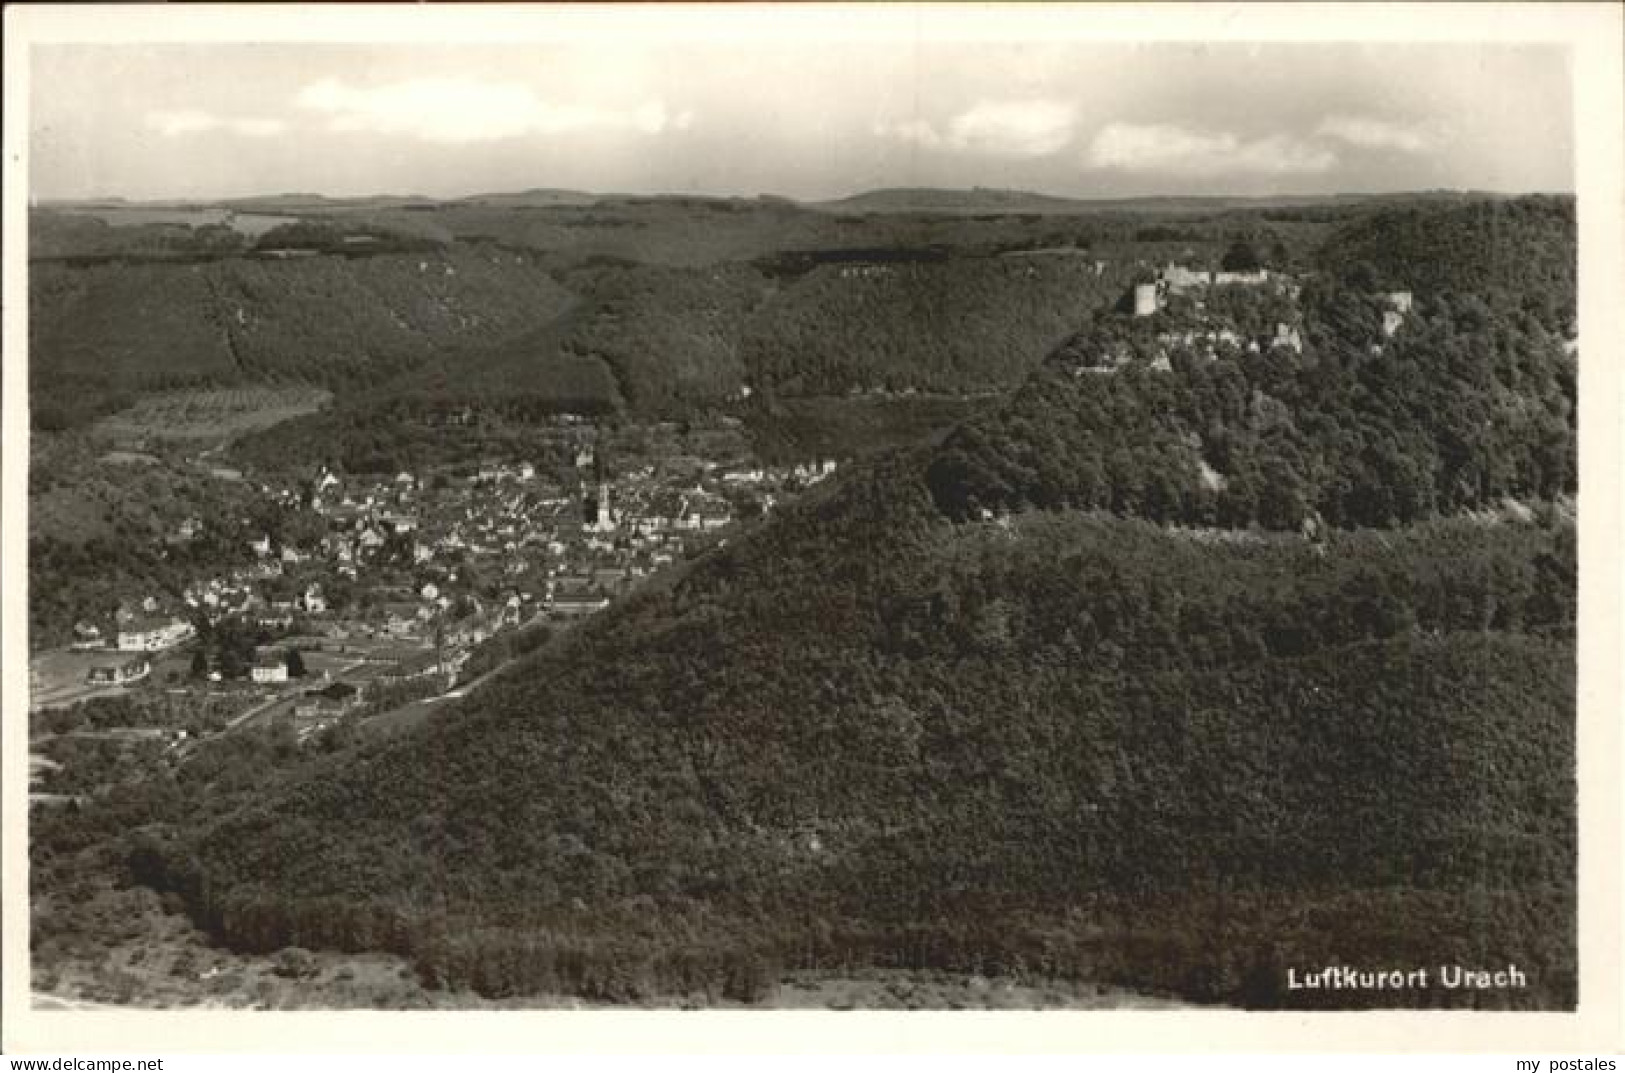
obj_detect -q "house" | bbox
[86,656,150,685]
[251,658,289,684]
[1272,322,1303,353]
[380,602,429,638]
[1213,268,1270,286]
[116,615,195,652]
[549,593,610,617]
[294,681,361,721]
[592,567,630,592]
[1381,291,1413,338]
[1159,264,1212,292]
[378,651,444,684]
[694,504,732,531]
[70,621,105,650]
[444,611,499,648]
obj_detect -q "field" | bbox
[57,206,299,237]
[91,386,333,445]
[29,648,145,711]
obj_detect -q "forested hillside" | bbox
[37,192,1579,1008]
[743,257,1128,396]
[556,262,774,413]
[28,437,292,646]
[29,244,576,430]
[929,202,1576,530]
[1315,196,1575,329]
[128,459,1576,1007]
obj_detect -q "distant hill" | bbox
[812,187,1099,214]
[29,245,575,430]
[813,187,1510,217]
[453,188,601,208]
[215,193,440,213]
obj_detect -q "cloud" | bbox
[1086,122,1338,176]
[296,77,682,144]
[1315,114,1441,154]
[947,100,1077,156]
[875,100,1076,157]
[147,109,286,138]
[873,117,943,149]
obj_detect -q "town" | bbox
[28,429,838,787]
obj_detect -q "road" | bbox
[223,690,294,731]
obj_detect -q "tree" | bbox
[285,648,308,678]
[190,649,209,680]
[218,646,247,681]
[1221,239,1262,273]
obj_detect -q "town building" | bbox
[116,616,195,652]
[1132,282,1159,317]
[86,656,150,685]
[251,658,290,684]
[71,621,105,650]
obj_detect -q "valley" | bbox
[26,187,1578,1011]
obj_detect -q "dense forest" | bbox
[32,192,1579,1007]
[25,192,1360,433]
[116,463,1577,1007]
[741,257,1128,397]
[929,198,1576,530]
[27,436,283,645]
[1314,196,1576,329]
[29,244,576,431]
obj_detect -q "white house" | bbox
[116,616,195,653]
[251,659,289,684]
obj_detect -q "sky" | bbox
[28,38,1573,202]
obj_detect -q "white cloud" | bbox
[1315,114,1441,154]
[1086,122,1338,176]
[873,117,944,149]
[295,77,682,144]
[947,100,1077,157]
[874,100,1076,157]
[147,109,286,138]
